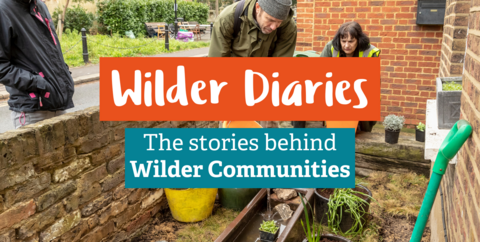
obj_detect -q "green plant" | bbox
[442,81,462,91]
[60,30,209,67]
[416,122,425,132]
[299,192,323,242]
[327,188,373,236]
[383,114,405,131]
[259,220,279,234]
[97,0,209,37]
[53,5,95,33]
[56,0,94,30]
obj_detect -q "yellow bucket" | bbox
[325,121,359,133]
[164,188,218,222]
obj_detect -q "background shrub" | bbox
[97,0,209,36]
[53,5,95,33]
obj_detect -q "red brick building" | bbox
[297,2,480,239]
[440,0,480,240]
[295,0,444,125]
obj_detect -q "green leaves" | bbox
[97,0,209,37]
[299,192,322,242]
[442,81,462,91]
[53,6,95,33]
[416,122,425,132]
[326,188,373,236]
[383,114,405,132]
[259,220,279,234]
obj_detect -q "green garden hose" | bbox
[410,120,472,242]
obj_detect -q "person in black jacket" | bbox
[0,0,75,129]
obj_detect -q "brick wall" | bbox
[443,0,480,240]
[439,0,470,77]
[431,0,475,241]
[0,106,217,242]
[295,0,444,125]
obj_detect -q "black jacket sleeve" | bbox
[0,10,47,92]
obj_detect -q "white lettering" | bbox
[191,81,207,105]
[336,81,351,105]
[209,161,222,178]
[354,79,368,109]
[210,80,228,104]
[144,134,157,151]
[130,160,152,177]
[166,66,189,106]
[282,81,302,106]
[245,70,269,106]
[112,70,142,106]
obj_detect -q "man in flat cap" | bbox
[209,0,296,58]
[209,0,297,128]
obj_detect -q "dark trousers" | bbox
[291,121,306,128]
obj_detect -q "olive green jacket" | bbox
[319,41,380,57]
[208,0,297,57]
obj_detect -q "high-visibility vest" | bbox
[331,44,380,57]
[330,44,382,102]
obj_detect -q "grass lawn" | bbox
[59,30,210,67]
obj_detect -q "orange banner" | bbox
[99,57,381,121]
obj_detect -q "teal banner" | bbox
[125,128,355,188]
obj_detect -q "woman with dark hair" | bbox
[320,21,380,58]
[291,22,380,130]
[320,21,380,132]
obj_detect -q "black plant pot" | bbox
[416,128,425,142]
[385,129,400,144]
[302,234,352,242]
[314,185,372,233]
[359,121,376,132]
[259,227,279,242]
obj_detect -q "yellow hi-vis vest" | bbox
[330,44,381,102]
[331,44,380,57]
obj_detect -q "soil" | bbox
[319,237,339,242]
[378,214,431,242]
[316,186,369,201]
[317,188,335,199]
[130,206,187,242]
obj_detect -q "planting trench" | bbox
[131,171,430,242]
[128,121,431,241]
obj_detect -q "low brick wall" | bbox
[0,106,217,242]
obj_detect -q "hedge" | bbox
[52,5,95,34]
[97,0,209,36]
